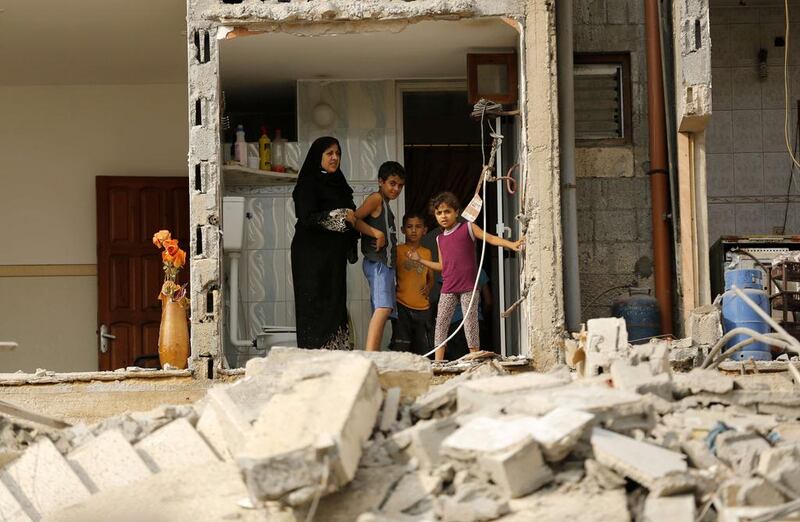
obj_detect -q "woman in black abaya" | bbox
[291,136,359,349]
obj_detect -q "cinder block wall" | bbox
[573,0,656,320]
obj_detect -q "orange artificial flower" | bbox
[152,230,171,248]
[162,250,174,264]
[172,249,186,269]
[163,239,179,257]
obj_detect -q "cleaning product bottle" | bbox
[258,126,272,171]
[234,125,247,166]
[272,128,287,173]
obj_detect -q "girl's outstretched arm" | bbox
[470,223,524,251]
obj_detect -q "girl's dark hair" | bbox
[429,192,460,215]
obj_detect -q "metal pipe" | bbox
[556,0,581,332]
[644,0,675,335]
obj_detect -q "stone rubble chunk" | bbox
[456,371,570,413]
[261,347,432,399]
[0,481,32,522]
[669,338,702,372]
[135,418,220,472]
[715,431,770,476]
[441,417,532,460]
[382,471,442,514]
[681,439,721,469]
[736,477,786,506]
[434,481,509,522]
[195,402,232,461]
[590,427,688,488]
[1,437,92,517]
[380,388,402,432]
[689,305,722,346]
[391,417,458,468]
[411,361,507,419]
[756,445,799,477]
[477,437,553,498]
[512,408,595,462]
[643,494,695,522]
[66,429,152,493]
[673,369,735,395]
[610,360,672,400]
[585,317,629,376]
[237,351,382,506]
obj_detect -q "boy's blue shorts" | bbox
[363,259,397,318]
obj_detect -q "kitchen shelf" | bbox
[223,164,298,187]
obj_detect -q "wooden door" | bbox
[96,176,190,371]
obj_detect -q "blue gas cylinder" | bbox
[721,269,771,361]
[612,288,661,344]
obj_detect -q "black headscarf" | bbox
[293,136,354,200]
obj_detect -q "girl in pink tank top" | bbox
[407,192,524,361]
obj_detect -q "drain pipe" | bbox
[557,0,581,332]
[228,253,254,348]
[644,0,675,335]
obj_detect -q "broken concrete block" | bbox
[67,429,152,493]
[263,347,432,399]
[512,408,595,462]
[643,494,695,522]
[673,369,735,396]
[195,402,232,461]
[669,338,702,372]
[354,350,433,399]
[585,317,629,376]
[0,482,32,522]
[477,437,553,498]
[689,305,722,346]
[434,482,509,522]
[441,417,532,461]
[380,388,402,432]
[382,471,442,514]
[411,361,507,419]
[610,360,672,400]
[237,351,382,506]
[736,477,786,506]
[681,439,721,469]
[757,445,799,477]
[1,437,92,517]
[135,418,219,472]
[392,417,458,468]
[590,427,687,488]
[715,431,770,476]
[456,371,571,413]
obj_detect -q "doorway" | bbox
[397,83,523,356]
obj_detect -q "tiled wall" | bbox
[224,80,398,363]
[707,3,800,242]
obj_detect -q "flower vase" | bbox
[158,295,189,369]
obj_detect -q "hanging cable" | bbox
[784,0,800,170]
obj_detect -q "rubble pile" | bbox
[1,316,800,521]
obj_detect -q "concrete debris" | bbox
[6,315,800,522]
[689,305,723,347]
[585,317,629,376]
[590,427,687,488]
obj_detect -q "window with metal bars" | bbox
[574,53,632,146]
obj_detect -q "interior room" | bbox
[217,17,524,366]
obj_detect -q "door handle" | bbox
[99,324,116,353]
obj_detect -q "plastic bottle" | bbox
[258,126,272,171]
[272,128,287,173]
[234,125,247,166]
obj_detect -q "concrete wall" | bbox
[573,0,656,319]
[706,3,800,241]
[0,84,188,372]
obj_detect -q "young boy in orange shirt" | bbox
[391,212,434,354]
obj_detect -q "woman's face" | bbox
[320,144,341,174]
